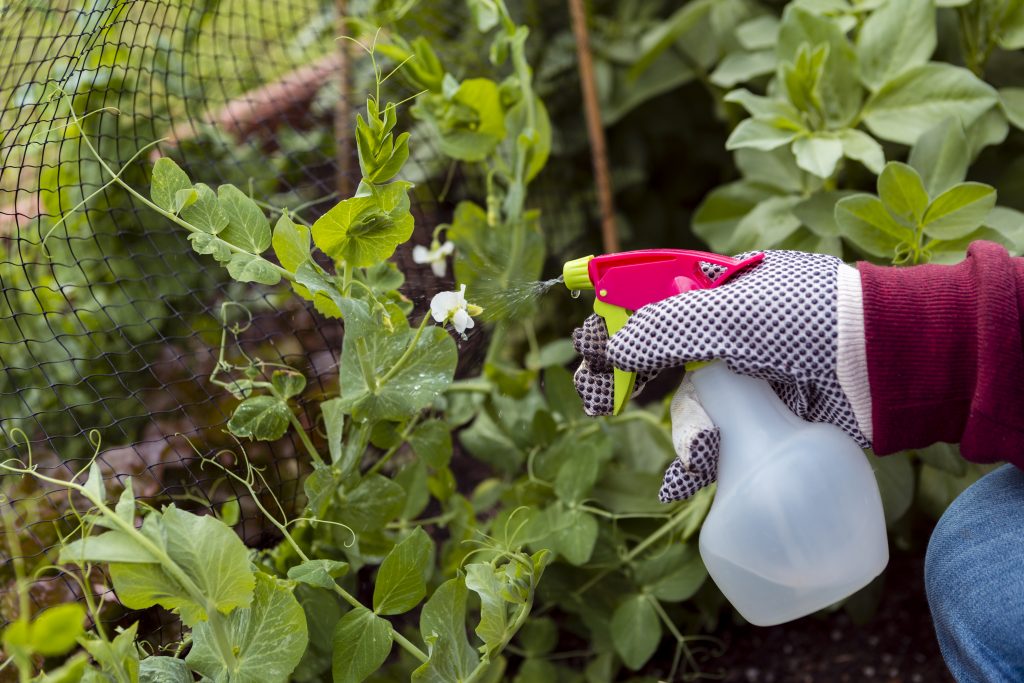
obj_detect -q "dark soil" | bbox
[707,552,954,683]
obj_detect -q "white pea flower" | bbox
[412,239,455,277]
[430,284,483,335]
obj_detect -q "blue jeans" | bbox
[926,464,1024,682]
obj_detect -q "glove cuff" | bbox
[836,263,873,444]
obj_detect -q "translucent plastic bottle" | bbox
[690,361,889,626]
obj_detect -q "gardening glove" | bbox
[574,250,872,502]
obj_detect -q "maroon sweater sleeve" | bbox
[857,241,1024,468]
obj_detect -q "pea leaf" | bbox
[228,395,291,441]
[634,544,707,602]
[218,184,272,253]
[83,461,105,505]
[862,63,998,145]
[188,232,233,262]
[320,398,347,467]
[878,162,929,226]
[311,182,414,268]
[725,119,799,151]
[834,194,914,258]
[332,607,393,683]
[28,604,86,656]
[226,253,281,285]
[430,78,506,161]
[856,0,935,91]
[409,419,453,469]
[59,530,155,565]
[338,474,406,532]
[464,563,509,651]
[336,298,456,421]
[922,182,997,240]
[139,656,191,683]
[792,135,843,178]
[187,573,308,683]
[554,455,600,503]
[271,369,306,399]
[539,506,598,566]
[412,578,479,682]
[151,158,191,213]
[373,527,432,615]
[873,452,914,526]
[610,594,661,670]
[287,559,350,590]
[272,213,310,271]
[180,183,229,235]
[115,477,135,525]
[909,117,969,197]
[107,506,255,627]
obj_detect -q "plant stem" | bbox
[377,314,430,387]
[286,410,325,467]
[365,414,421,477]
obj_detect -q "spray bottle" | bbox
[562,249,888,626]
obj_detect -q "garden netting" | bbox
[0,0,583,639]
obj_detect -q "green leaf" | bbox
[541,506,598,566]
[862,63,998,145]
[997,0,1024,48]
[218,184,272,253]
[180,182,229,234]
[856,0,935,91]
[732,196,803,251]
[777,6,861,125]
[187,573,307,683]
[410,420,453,469]
[878,162,929,225]
[228,395,291,441]
[554,455,600,504]
[709,50,775,88]
[173,188,198,214]
[635,544,707,603]
[139,656,192,683]
[339,474,406,532]
[431,78,506,162]
[792,135,843,178]
[413,578,479,682]
[839,129,885,174]
[693,181,780,252]
[321,398,347,467]
[464,563,508,650]
[725,118,799,151]
[332,607,394,683]
[28,604,86,656]
[151,158,192,213]
[226,253,281,285]
[736,15,780,50]
[1001,87,1024,130]
[188,232,233,262]
[272,213,310,272]
[915,442,966,477]
[373,527,432,615]
[835,194,914,258]
[312,182,413,268]
[287,559,349,589]
[59,530,154,565]
[916,463,986,520]
[502,95,551,182]
[965,105,1009,158]
[115,477,135,525]
[725,89,804,124]
[873,452,914,526]
[109,506,255,627]
[83,461,105,505]
[271,369,306,399]
[908,117,969,196]
[985,206,1024,253]
[610,594,661,670]
[793,190,856,237]
[734,147,807,193]
[922,182,997,239]
[336,298,456,421]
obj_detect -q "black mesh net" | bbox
[0,0,536,641]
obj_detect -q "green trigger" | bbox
[593,299,635,415]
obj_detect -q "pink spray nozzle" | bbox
[589,249,764,311]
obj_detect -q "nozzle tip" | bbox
[563,255,595,291]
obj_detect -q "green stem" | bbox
[445,379,492,393]
[286,410,325,467]
[365,414,421,477]
[377,314,430,387]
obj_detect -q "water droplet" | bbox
[570,289,581,299]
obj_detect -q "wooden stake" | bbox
[568,0,619,254]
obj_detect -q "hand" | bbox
[574,250,870,501]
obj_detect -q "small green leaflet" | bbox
[877,162,929,226]
[287,559,349,590]
[409,419,453,469]
[271,369,306,399]
[332,607,393,683]
[226,253,281,285]
[180,183,229,234]
[311,182,414,268]
[834,194,913,258]
[218,184,272,253]
[228,395,291,441]
[412,578,479,682]
[139,656,192,683]
[909,117,969,197]
[272,213,310,271]
[610,594,661,670]
[1,604,86,657]
[150,158,192,213]
[464,563,508,653]
[188,232,233,262]
[373,527,432,615]
[187,573,308,683]
[922,182,997,240]
[338,474,407,532]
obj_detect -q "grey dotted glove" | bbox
[576,250,869,502]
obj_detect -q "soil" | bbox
[705,551,954,683]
